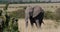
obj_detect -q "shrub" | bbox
[9,9,25,19]
[55,8,60,20]
[44,11,55,20]
[2,3,19,32]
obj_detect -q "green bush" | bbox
[55,8,60,20]
[10,9,25,19]
[2,3,19,32]
[54,8,60,25]
[44,11,55,20]
[44,10,60,28]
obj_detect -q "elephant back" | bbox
[33,6,44,17]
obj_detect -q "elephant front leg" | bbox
[29,19,34,27]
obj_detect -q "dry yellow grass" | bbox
[0,3,60,12]
[18,19,60,32]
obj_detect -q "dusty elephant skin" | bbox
[25,6,44,28]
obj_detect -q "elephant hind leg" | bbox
[39,20,43,28]
[29,19,34,27]
[39,22,41,27]
[30,22,34,27]
[35,22,38,28]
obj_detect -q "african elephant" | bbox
[25,6,44,28]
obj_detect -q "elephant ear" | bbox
[33,6,44,17]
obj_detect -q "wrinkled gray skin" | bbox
[25,6,33,27]
[25,6,44,28]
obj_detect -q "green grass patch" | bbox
[44,11,55,20]
[9,9,25,19]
